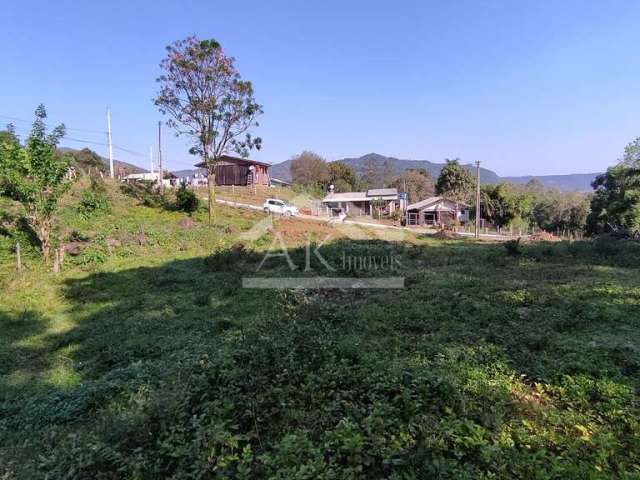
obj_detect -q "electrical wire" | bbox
[6,125,148,159]
[0,114,107,135]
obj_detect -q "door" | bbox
[424,212,436,225]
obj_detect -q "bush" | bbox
[77,191,109,217]
[77,180,110,219]
[175,184,199,213]
[503,238,523,256]
[120,181,166,208]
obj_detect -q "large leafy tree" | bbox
[328,161,358,192]
[0,105,71,261]
[480,183,534,229]
[435,159,474,204]
[586,138,640,234]
[389,168,434,204]
[290,151,329,188]
[155,36,262,224]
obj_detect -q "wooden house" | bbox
[194,155,271,186]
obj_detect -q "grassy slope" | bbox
[1,181,640,479]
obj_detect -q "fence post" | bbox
[15,242,21,273]
[53,249,60,274]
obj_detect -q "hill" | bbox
[270,153,600,191]
[59,147,147,175]
[502,173,599,191]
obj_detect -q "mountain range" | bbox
[270,153,600,191]
[67,147,600,192]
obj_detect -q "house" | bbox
[175,169,208,187]
[322,188,405,216]
[405,196,470,226]
[123,172,161,182]
[270,177,292,187]
[194,155,271,186]
[123,171,178,188]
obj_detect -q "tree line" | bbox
[288,146,640,236]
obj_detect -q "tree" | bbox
[328,161,358,192]
[435,159,474,204]
[587,165,640,234]
[585,137,640,234]
[0,105,72,261]
[480,183,533,229]
[389,169,434,204]
[67,148,106,174]
[289,151,329,187]
[155,36,262,224]
[532,188,590,233]
[0,126,19,147]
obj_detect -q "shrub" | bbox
[503,238,522,256]
[77,188,110,219]
[120,181,166,208]
[175,184,199,213]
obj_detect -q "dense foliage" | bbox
[0,105,71,261]
[77,179,111,219]
[587,137,640,234]
[435,159,475,204]
[289,151,330,188]
[175,183,200,213]
[328,161,358,192]
[389,168,435,204]
[65,147,106,174]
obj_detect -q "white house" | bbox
[322,188,405,217]
[405,196,470,226]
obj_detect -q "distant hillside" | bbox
[502,173,599,191]
[270,153,600,192]
[59,147,147,175]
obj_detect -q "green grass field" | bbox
[1,182,640,479]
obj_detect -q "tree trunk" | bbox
[207,165,216,226]
[36,217,52,263]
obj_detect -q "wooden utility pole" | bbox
[107,108,114,178]
[158,122,164,194]
[475,161,481,239]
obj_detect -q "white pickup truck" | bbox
[263,198,299,217]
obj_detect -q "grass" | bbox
[1,181,640,478]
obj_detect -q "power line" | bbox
[7,125,148,159]
[0,114,107,135]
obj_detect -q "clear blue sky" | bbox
[1,0,639,175]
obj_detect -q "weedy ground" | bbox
[1,180,639,479]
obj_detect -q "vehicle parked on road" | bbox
[263,198,299,217]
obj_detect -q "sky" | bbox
[1,0,639,176]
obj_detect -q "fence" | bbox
[453,224,585,240]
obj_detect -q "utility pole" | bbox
[107,108,114,178]
[157,121,164,193]
[475,161,481,239]
[149,146,154,176]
